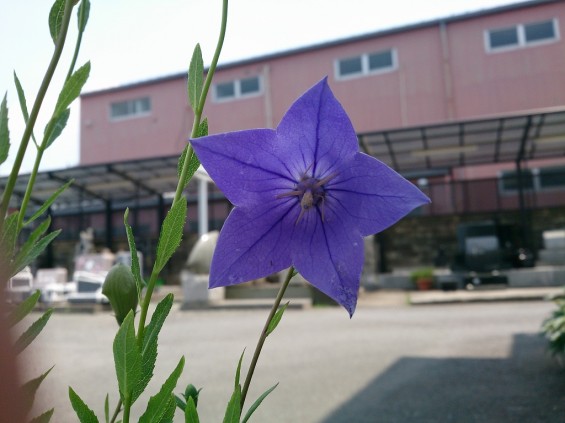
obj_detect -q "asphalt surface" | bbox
[20,297,565,422]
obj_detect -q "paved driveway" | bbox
[22,299,565,422]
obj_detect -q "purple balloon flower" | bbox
[191,78,430,316]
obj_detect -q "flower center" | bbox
[296,177,324,211]
[277,172,336,224]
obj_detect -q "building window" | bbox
[524,20,556,43]
[486,19,559,52]
[498,169,535,193]
[110,97,151,120]
[213,76,262,101]
[335,49,396,79]
[539,166,565,190]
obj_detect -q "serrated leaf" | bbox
[188,44,204,112]
[222,384,241,423]
[185,397,200,423]
[155,199,187,273]
[45,107,70,149]
[22,366,54,414]
[177,146,199,190]
[30,408,54,423]
[0,92,9,165]
[104,394,109,423]
[77,0,90,32]
[241,383,278,423]
[196,118,208,138]
[0,212,19,273]
[14,73,38,147]
[266,302,289,336]
[48,0,66,44]
[161,397,177,423]
[14,309,53,354]
[53,61,90,119]
[25,179,73,226]
[123,209,142,303]
[133,293,174,402]
[235,349,245,388]
[139,356,185,423]
[113,311,142,404]
[13,228,61,275]
[8,289,41,327]
[69,387,100,423]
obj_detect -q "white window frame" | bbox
[213,76,263,102]
[334,49,397,81]
[109,97,151,121]
[485,18,559,53]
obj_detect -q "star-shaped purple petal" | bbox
[191,77,430,316]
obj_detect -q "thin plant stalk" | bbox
[136,0,229,345]
[174,0,228,205]
[240,266,295,409]
[120,2,229,420]
[0,0,75,226]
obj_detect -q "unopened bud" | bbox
[184,384,201,407]
[102,264,138,325]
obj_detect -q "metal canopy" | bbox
[1,155,213,215]
[358,107,565,177]
[2,107,565,216]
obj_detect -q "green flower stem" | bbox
[16,146,46,231]
[174,0,228,205]
[136,268,159,346]
[65,4,87,82]
[240,266,295,409]
[0,0,75,226]
[109,399,122,423]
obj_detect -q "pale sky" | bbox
[0,0,521,175]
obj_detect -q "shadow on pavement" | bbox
[321,334,565,423]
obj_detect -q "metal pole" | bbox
[198,178,208,236]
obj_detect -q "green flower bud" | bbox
[102,264,138,325]
[183,384,201,407]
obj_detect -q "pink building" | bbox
[80,0,565,165]
[19,0,564,272]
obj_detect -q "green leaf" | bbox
[29,408,54,423]
[235,349,245,388]
[77,0,90,32]
[134,293,174,402]
[22,366,54,414]
[8,289,41,327]
[69,387,100,423]
[45,107,70,149]
[266,302,289,336]
[154,199,187,273]
[187,44,204,112]
[48,0,66,44]
[14,309,53,354]
[13,223,61,275]
[104,394,109,423]
[185,397,200,423]
[53,61,90,119]
[0,212,19,274]
[24,179,73,226]
[113,311,142,404]
[139,356,185,423]
[196,118,208,138]
[222,384,241,423]
[123,209,143,303]
[241,383,278,423]
[0,92,9,165]
[14,73,38,147]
